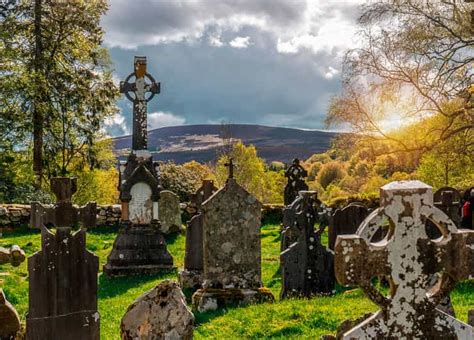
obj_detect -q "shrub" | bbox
[317,161,346,189]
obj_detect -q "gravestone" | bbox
[192,164,274,312]
[121,280,194,340]
[434,186,462,227]
[0,245,25,340]
[334,180,474,339]
[26,177,100,340]
[104,56,173,277]
[30,177,96,229]
[159,190,182,234]
[284,158,308,205]
[328,202,369,251]
[180,180,218,290]
[280,191,334,299]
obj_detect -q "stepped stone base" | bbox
[192,288,275,312]
[104,223,173,277]
[179,269,204,290]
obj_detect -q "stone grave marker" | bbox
[180,180,218,290]
[328,202,369,251]
[104,56,173,277]
[159,190,182,234]
[334,180,474,339]
[121,280,194,340]
[26,177,100,340]
[284,158,308,206]
[30,177,96,229]
[192,165,274,312]
[280,191,334,299]
[0,245,25,339]
[434,186,462,226]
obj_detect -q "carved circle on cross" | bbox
[353,203,459,309]
[121,72,159,103]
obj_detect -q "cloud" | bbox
[103,0,362,55]
[229,36,251,48]
[148,111,186,129]
[103,110,130,136]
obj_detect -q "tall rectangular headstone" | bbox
[192,173,274,312]
[180,180,217,290]
[328,202,369,250]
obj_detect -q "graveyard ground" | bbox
[1,224,473,339]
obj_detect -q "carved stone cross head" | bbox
[30,177,96,229]
[120,56,160,103]
[335,180,474,339]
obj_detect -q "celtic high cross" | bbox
[120,56,160,150]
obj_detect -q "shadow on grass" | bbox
[88,225,120,235]
[98,268,178,299]
[0,225,39,239]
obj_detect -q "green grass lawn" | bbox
[1,224,473,339]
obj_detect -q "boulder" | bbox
[121,280,194,340]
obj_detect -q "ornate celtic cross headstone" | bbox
[30,177,96,229]
[120,56,160,151]
[335,181,474,339]
[284,158,308,205]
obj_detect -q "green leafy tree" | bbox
[0,0,119,185]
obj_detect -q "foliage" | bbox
[1,224,473,339]
[326,1,473,154]
[0,0,119,182]
[215,141,285,204]
[160,161,214,201]
[317,161,346,189]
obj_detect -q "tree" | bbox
[317,161,346,189]
[327,1,473,153]
[0,0,118,184]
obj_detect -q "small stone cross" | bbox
[335,181,474,339]
[120,56,160,150]
[224,158,235,180]
[30,177,96,229]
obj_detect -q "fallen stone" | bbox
[121,280,194,340]
[0,289,21,340]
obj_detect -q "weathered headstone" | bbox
[104,56,173,277]
[26,177,100,340]
[192,167,274,312]
[328,202,369,251]
[180,180,218,290]
[121,280,194,340]
[30,177,96,229]
[434,186,462,227]
[159,190,182,234]
[280,191,334,299]
[0,245,25,340]
[284,158,308,206]
[334,180,474,339]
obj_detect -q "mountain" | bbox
[112,124,339,164]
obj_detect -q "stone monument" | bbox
[26,177,100,340]
[280,191,334,299]
[434,186,462,227]
[192,160,274,311]
[0,245,25,340]
[284,158,308,206]
[104,56,173,276]
[158,190,182,234]
[334,180,474,339]
[180,179,218,290]
[328,202,369,251]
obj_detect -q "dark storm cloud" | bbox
[101,0,364,135]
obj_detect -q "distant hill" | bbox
[112,124,339,164]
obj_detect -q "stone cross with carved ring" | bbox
[335,180,474,339]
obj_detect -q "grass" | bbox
[1,224,473,339]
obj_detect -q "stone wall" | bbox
[0,203,286,230]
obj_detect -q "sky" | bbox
[101,0,365,137]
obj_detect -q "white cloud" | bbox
[103,0,363,58]
[229,36,251,49]
[324,66,339,79]
[148,111,186,129]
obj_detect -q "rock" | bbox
[0,289,21,340]
[159,190,183,234]
[121,280,194,340]
[469,310,474,327]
